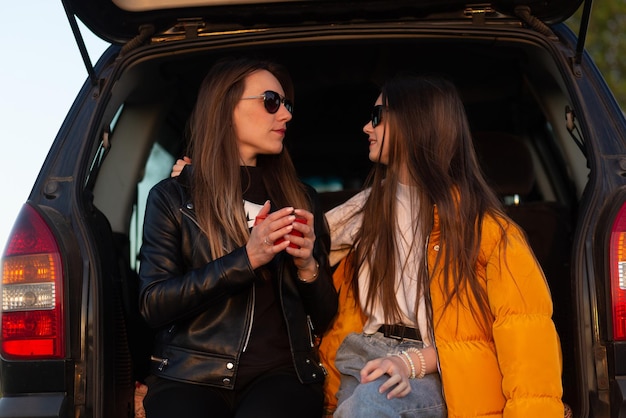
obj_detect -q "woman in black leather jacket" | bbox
[138,56,338,418]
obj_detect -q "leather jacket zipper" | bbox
[150,325,176,371]
[306,315,315,348]
[242,286,255,352]
[151,355,169,371]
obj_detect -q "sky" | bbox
[0,2,109,252]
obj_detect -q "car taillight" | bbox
[1,205,65,358]
[610,202,626,341]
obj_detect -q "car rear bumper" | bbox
[0,393,66,417]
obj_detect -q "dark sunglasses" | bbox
[371,105,384,128]
[241,90,293,114]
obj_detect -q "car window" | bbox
[129,142,175,270]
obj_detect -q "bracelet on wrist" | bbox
[297,262,319,283]
[406,347,426,379]
[400,350,416,379]
[392,353,411,378]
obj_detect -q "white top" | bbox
[325,183,430,345]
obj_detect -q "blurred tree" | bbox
[566,1,626,110]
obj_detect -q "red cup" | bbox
[276,217,306,248]
[254,214,306,248]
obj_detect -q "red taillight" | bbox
[610,203,626,341]
[1,205,65,358]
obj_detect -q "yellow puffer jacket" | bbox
[319,209,564,417]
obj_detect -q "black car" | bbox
[1,0,625,416]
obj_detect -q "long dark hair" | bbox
[187,56,309,259]
[349,74,507,332]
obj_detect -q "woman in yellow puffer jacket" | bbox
[319,74,564,417]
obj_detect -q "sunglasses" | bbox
[241,90,294,114]
[371,105,384,128]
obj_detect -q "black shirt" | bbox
[236,166,293,388]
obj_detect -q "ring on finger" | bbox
[263,237,272,246]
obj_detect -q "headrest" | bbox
[472,131,535,198]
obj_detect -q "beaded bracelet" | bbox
[406,347,427,379]
[400,350,416,379]
[297,262,319,283]
[392,353,411,377]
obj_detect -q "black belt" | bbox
[378,324,422,342]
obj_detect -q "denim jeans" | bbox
[334,332,446,418]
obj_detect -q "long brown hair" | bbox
[348,74,507,332]
[187,56,309,259]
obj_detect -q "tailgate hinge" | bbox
[176,18,206,40]
[150,19,207,43]
[464,4,496,25]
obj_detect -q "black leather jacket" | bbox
[138,171,338,389]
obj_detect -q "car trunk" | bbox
[83,27,584,415]
[4,0,613,417]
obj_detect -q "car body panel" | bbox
[64,0,584,43]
